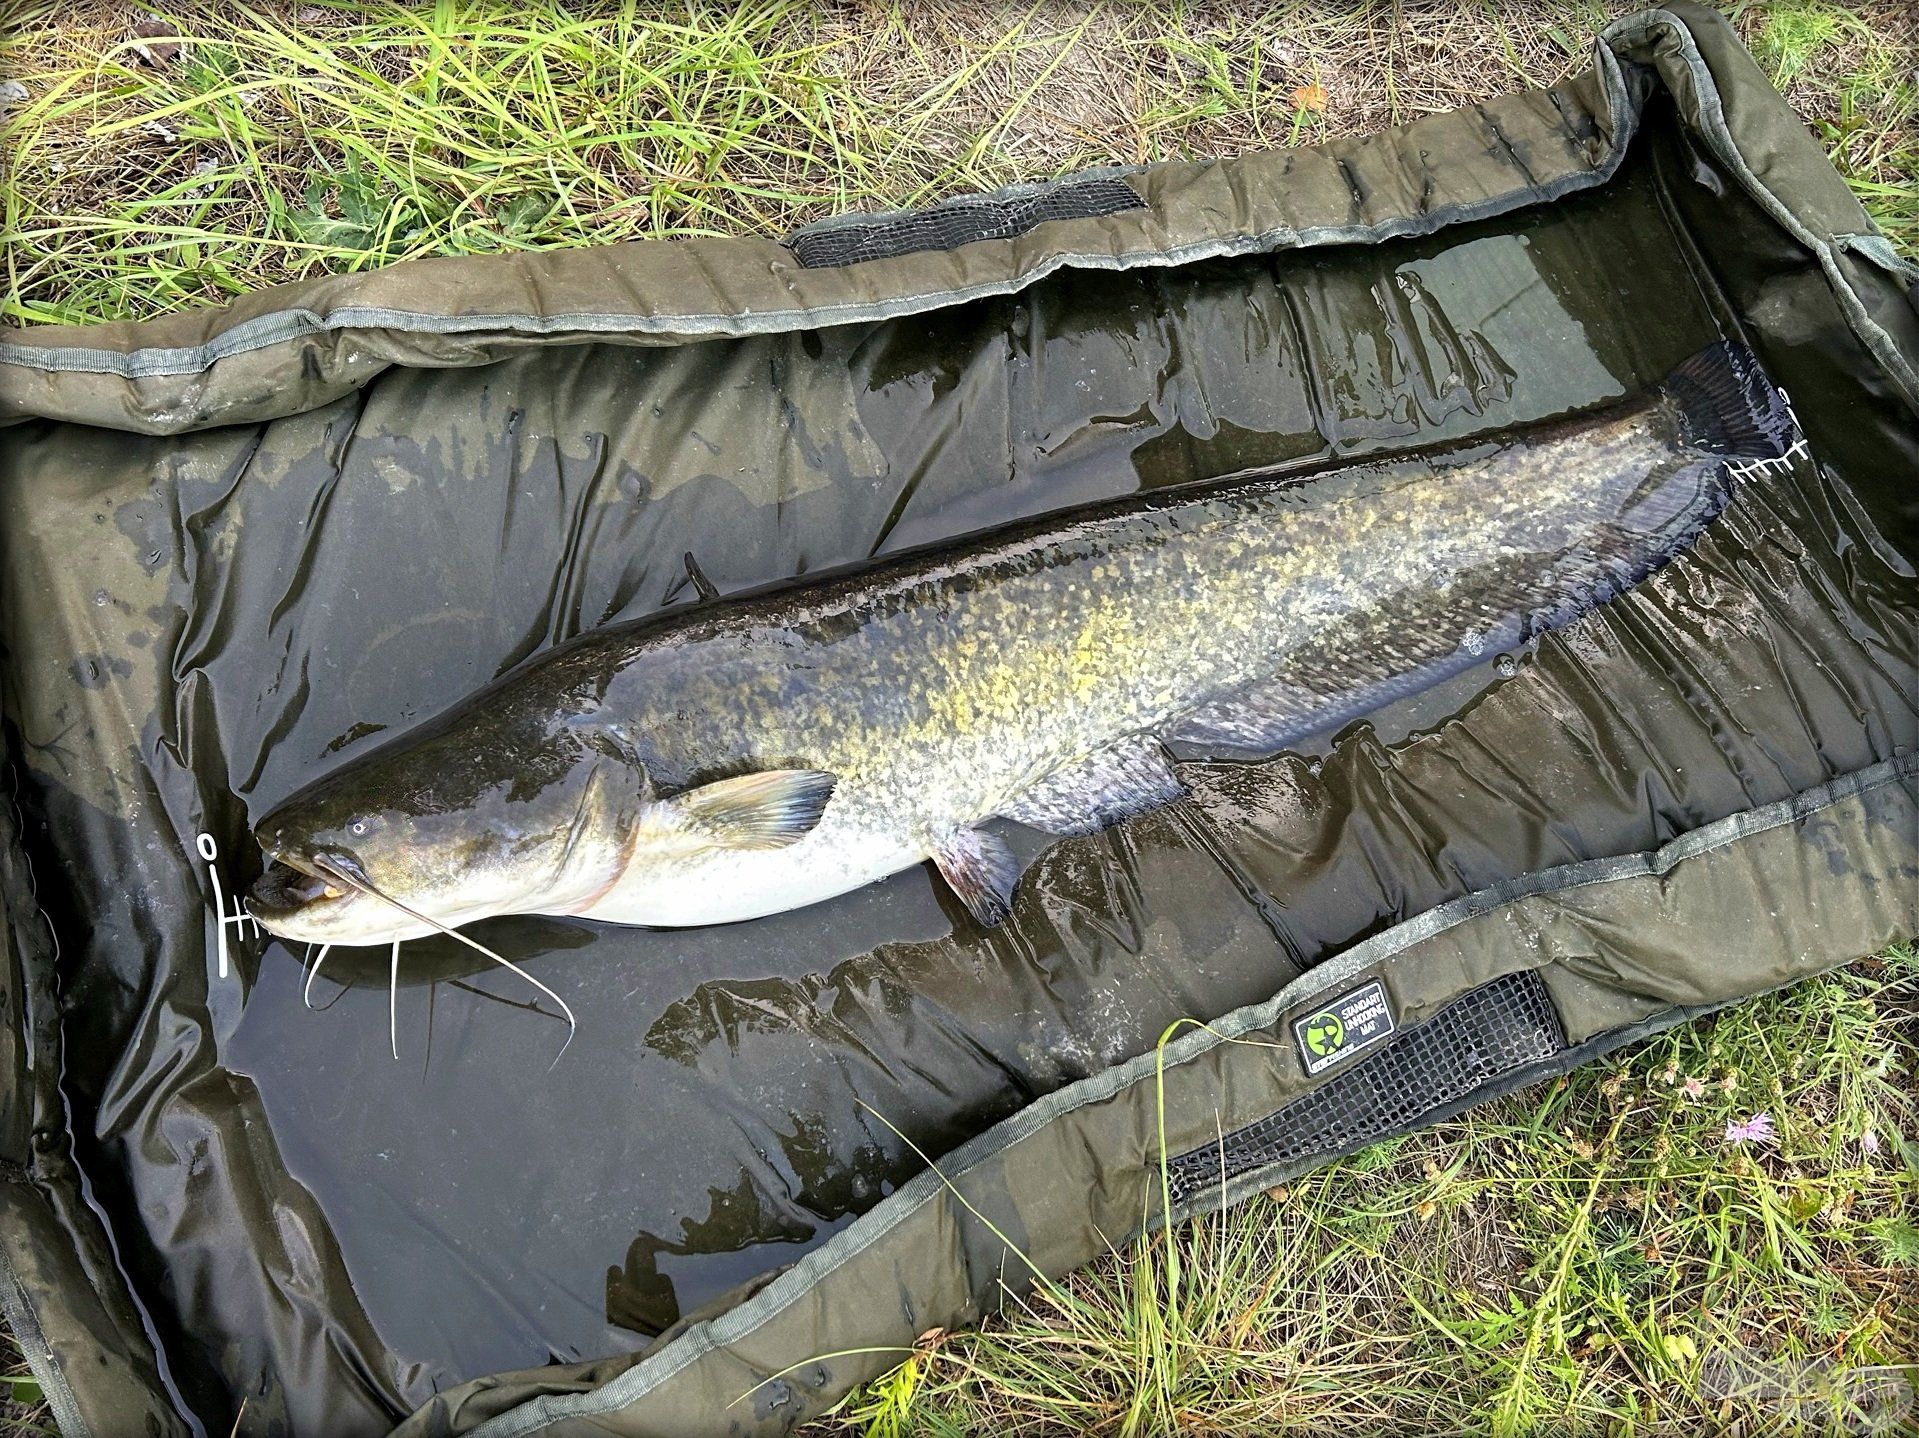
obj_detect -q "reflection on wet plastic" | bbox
[240,343,1771,965]
[1,153,1915,1431]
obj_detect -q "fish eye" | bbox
[349,820,368,836]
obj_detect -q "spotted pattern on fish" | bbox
[249,344,1792,943]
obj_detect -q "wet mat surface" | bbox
[3,147,1916,1431]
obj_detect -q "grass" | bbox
[3,0,1911,326]
[0,1362,48,1438]
[1,2,1915,1436]
[829,951,1919,1435]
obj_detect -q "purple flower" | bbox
[1723,1112,1776,1146]
[1860,1130,1881,1157]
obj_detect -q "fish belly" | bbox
[575,820,926,927]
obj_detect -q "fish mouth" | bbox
[247,852,354,922]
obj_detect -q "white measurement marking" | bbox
[196,832,260,979]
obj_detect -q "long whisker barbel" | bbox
[302,929,414,1054]
[303,944,333,1008]
[389,939,401,1061]
[311,854,577,1065]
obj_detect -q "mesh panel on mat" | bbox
[1165,970,1566,1206]
[786,176,1144,268]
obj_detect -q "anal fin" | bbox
[1163,677,1319,755]
[1165,609,1529,758]
[999,735,1185,836]
[930,827,1020,928]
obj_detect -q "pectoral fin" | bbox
[930,827,1020,928]
[999,735,1184,836]
[675,770,837,850]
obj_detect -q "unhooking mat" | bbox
[1,5,1915,1435]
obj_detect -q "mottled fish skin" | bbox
[249,374,1763,944]
[575,397,1716,916]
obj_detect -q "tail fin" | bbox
[1663,341,1794,460]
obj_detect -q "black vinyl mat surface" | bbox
[1,131,1915,1431]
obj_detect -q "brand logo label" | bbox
[1292,978,1396,1076]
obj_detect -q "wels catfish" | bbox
[249,343,1794,1029]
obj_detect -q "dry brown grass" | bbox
[2,1,1913,323]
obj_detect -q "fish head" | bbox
[248,714,648,947]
